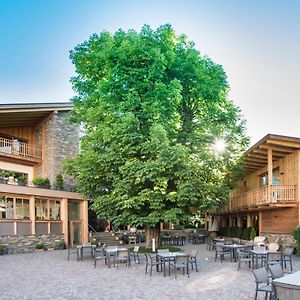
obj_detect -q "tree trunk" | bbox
[145,224,161,248]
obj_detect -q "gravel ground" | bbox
[1,243,299,300]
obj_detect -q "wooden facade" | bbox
[0,103,88,246]
[219,134,300,236]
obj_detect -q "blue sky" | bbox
[0,0,299,144]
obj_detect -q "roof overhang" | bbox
[0,102,73,127]
[243,134,300,173]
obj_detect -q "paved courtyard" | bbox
[1,243,299,300]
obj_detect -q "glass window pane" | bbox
[16,198,29,219]
[35,199,48,220]
[68,201,81,220]
[6,198,14,219]
[0,196,6,219]
[50,201,60,220]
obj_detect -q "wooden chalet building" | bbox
[0,103,88,252]
[218,134,300,240]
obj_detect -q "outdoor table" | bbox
[213,238,225,243]
[105,247,128,268]
[78,244,96,260]
[250,249,268,269]
[223,244,252,263]
[273,270,300,300]
[156,252,187,277]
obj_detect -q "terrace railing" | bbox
[0,137,42,159]
[228,185,296,211]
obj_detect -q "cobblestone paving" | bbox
[1,243,299,300]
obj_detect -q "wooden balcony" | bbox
[0,137,42,163]
[226,185,297,212]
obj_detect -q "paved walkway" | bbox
[1,243,299,300]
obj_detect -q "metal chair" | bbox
[189,249,198,272]
[129,245,140,264]
[67,246,81,261]
[282,247,294,271]
[237,248,252,271]
[252,267,274,300]
[265,251,283,269]
[171,255,189,279]
[116,250,129,268]
[144,253,162,276]
[94,247,107,268]
[268,262,292,280]
[215,244,232,263]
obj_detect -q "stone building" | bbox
[0,102,88,253]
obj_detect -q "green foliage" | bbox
[226,227,232,237]
[54,240,65,249]
[65,24,249,236]
[250,227,257,240]
[236,227,243,239]
[55,174,64,190]
[292,226,300,242]
[35,242,45,250]
[242,228,251,240]
[0,243,4,251]
[32,177,50,186]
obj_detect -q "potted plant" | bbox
[35,242,45,252]
[0,243,8,255]
[54,240,65,250]
[32,177,51,189]
[17,175,27,186]
[55,174,64,190]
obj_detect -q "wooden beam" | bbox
[260,144,294,153]
[266,140,300,149]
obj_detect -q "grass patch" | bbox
[128,246,182,253]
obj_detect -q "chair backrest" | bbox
[252,267,269,284]
[283,247,294,256]
[117,250,128,258]
[157,249,169,254]
[190,249,198,257]
[176,255,189,264]
[216,244,224,252]
[133,246,139,253]
[268,251,282,262]
[268,263,284,279]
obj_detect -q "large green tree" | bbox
[65,24,249,246]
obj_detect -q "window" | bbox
[35,199,61,220]
[35,199,48,220]
[15,198,30,219]
[0,197,14,219]
[68,201,81,220]
[260,168,280,187]
[50,201,60,220]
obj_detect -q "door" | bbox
[68,221,82,246]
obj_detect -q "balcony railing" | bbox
[0,137,42,159]
[228,185,296,211]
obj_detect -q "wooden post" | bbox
[237,215,241,228]
[259,211,262,235]
[29,196,35,235]
[82,200,89,243]
[268,148,273,203]
[60,198,68,245]
[247,214,252,228]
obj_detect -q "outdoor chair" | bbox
[116,250,129,268]
[237,248,252,271]
[282,247,294,271]
[67,246,81,261]
[252,267,274,300]
[206,237,214,251]
[144,253,162,276]
[94,247,107,268]
[268,262,292,280]
[170,255,189,279]
[129,246,140,264]
[215,244,232,263]
[268,242,279,252]
[189,249,198,272]
[265,251,283,268]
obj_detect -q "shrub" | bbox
[0,243,4,251]
[292,226,300,255]
[226,227,232,237]
[55,174,64,190]
[54,240,65,250]
[35,242,45,250]
[33,177,50,186]
[242,228,251,240]
[236,227,243,239]
[250,227,257,240]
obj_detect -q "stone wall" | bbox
[0,234,64,254]
[43,111,79,188]
[261,233,296,246]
